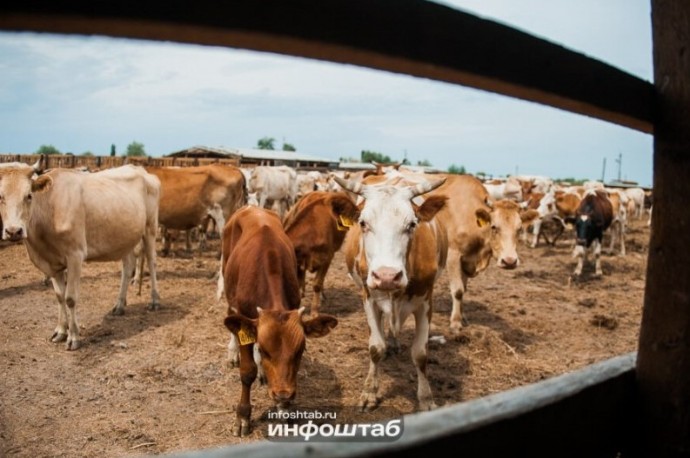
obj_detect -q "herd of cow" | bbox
[0,159,652,437]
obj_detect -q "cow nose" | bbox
[499,257,519,269]
[4,226,24,241]
[371,267,404,290]
[272,390,296,406]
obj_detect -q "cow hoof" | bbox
[66,338,80,351]
[227,357,239,369]
[51,332,67,343]
[110,306,125,316]
[233,419,251,437]
[418,399,438,411]
[147,302,160,311]
[449,322,463,336]
[359,392,379,412]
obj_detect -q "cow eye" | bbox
[359,220,368,232]
[406,221,417,233]
[26,193,32,202]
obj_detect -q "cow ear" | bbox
[475,208,492,228]
[224,314,256,335]
[302,314,338,338]
[416,195,446,222]
[32,175,53,193]
[521,209,540,224]
[330,194,359,220]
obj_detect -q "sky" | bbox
[0,1,654,186]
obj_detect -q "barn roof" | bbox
[167,145,339,167]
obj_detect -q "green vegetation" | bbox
[361,150,392,164]
[447,164,467,175]
[282,142,296,152]
[35,145,61,155]
[257,137,276,150]
[125,141,146,157]
[110,144,117,157]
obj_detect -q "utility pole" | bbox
[615,152,622,182]
[601,157,607,182]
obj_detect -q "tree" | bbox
[35,144,61,155]
[282,142,296,152]
[361,150,392,164]
[257,137,275,150]
[110,144,116,157]
[81,151,94,157]
[125,141,146,157]
[417,159,433,167]
[447,164,467,175]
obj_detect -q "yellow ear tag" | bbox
[476,217,490,228]
[237,325,256,346]
[337,215,354,232]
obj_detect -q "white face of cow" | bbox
[334,175,446,292]
[484,200,527,270]
[0,165,40,242]
[536,192,557,218]
[358,186,419,290]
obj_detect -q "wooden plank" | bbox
[164,353,636,458]
[0,0,653,133]
[636,2,690,457]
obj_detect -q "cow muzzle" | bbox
[369,267,405,291]
[498,256,519,269]
[3,226,25,242]
[272,389,296,408]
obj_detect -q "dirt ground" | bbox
[0,214,650,457]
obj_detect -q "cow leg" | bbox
[593,240,604,276]
[311,263,331,315]
[447,248,468,334]
[530,218,542,248]
[112,251,135,316]
[49,270,68,344]
[253,344,267,385]
[64,257,82,351]
[360,298,385,411]
[227,334,239,368]
[573,244,586,276]
[234,343,257,437]
[619,220,626,256]
[143,229,161,311]
[161,227,172,257]
[412,299,436,411]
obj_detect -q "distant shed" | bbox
[167,145,339,170]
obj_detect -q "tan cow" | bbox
[282,191,359,315]
[144,164,246,256]
[0,162,161,350]
[426,174,538,333]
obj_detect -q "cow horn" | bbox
[332,175,363,195]
[485,197,494,209]
[32,156,44,174]
[297,306,307,317]
[409,177,446,198]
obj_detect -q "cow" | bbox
[624,187,646,220]
[569,189,614,277]
[247,165,298,219]
[0,162,161,350]
[529,190,581,248]
[425,174,538,334]
[483,176,523,202]
[604,188,628,256]
[282,191,359,315]
[220,205,338,436]
[144,164,246,257]
[337,175,448,412]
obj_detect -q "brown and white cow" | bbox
[570,189,614,277]
[220,205,338,436]
[0,162,161,350]
[282,191,359,315]
[530,190,582,248]
[425,174,538,333]
[337,175,448,411]
[144,164,246,256]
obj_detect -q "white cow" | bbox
[248,165,298,219]
[483,177,523,202]
[624,187,646,220]
[0,162,161,350]
[338,174,448,411]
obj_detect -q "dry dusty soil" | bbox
[0,216,650,457]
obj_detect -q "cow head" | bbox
[480,199,535,269]
[224,307,337,408]
[0,161,49,242]
[334,175,446,291]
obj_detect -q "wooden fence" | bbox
[0,154,240,170]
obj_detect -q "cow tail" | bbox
[216,252,225,302]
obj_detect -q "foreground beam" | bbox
[165,353,636,458]
[0,0,653,133]
[636,1,690,457]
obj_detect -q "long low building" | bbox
[167,145,339,170]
